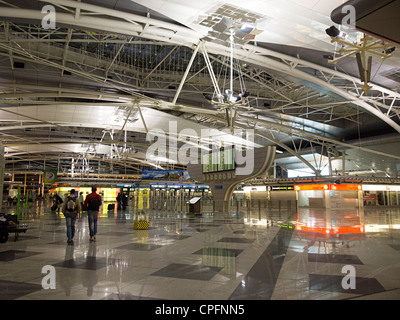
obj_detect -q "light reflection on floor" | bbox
[0,201,399,300]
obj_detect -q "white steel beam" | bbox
[3,6,397,132]
[172,41,201,105]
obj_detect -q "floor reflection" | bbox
[0,202,399,300]
[295,208,365,236]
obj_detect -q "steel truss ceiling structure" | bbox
[0,0,399,178]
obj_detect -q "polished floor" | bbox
[1,201,400,300]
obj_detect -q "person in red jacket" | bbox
[84,186,102,242]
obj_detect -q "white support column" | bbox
[342,153,346,176]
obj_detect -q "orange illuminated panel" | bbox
[294,184,329,191]
[294,184,362,191]
[330,184,362,191]
[332,226,365,234]
[295,223,365,234]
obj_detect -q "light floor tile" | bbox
[0,205,399,300]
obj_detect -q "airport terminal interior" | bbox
[0,0,400,301]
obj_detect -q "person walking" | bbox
[54,192,63,213]
[62,189,81,244]
[78,192,84,217]
[84,186,102,242]
[116,192,122,210]
[121,192,128,210]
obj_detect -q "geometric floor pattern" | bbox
[0,203,399,301]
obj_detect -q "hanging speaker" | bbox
[356,52,365,83]
[367,56,372,83]
[225,109,230,127]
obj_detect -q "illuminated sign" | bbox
[330,184,362,191]
[362,185,400,191]
[202,147,235,173]
[294,184,328,191]
[243,186,266,192]
[294,184,362,191]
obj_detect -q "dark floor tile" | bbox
[0,250,42,262]
[232,230,256,236]
[161,234,191,240]
[54,258,78,268]
[114,243,163,251]
[389,244,400,251]
[229,227,294,300]
[217,237,254,243]
[309,274,385,295]
[191,228,209,233]
[53,257,107,270]
[308,253,363,265]
[48,240,74,245]
[192,247,243,257]
[196,224,222,227]
[151,263,222,281]
[0,280,42,299]
[103,293,163,300]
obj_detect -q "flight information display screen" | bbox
[202,147,235,173]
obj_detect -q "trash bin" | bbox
[188,197,201,215]
[134,211,149,230]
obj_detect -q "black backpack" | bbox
[88,195,101,211]
[66,196,77,212]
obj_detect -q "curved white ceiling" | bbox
[0,0,399,176]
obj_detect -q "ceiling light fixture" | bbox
[204,28,253,132]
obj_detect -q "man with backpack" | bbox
[62,189,81,244]
[84,186,102,242]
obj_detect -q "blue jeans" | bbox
[87,210,98,237]
[64,212,77,240]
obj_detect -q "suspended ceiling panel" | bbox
[132,0,349,51]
